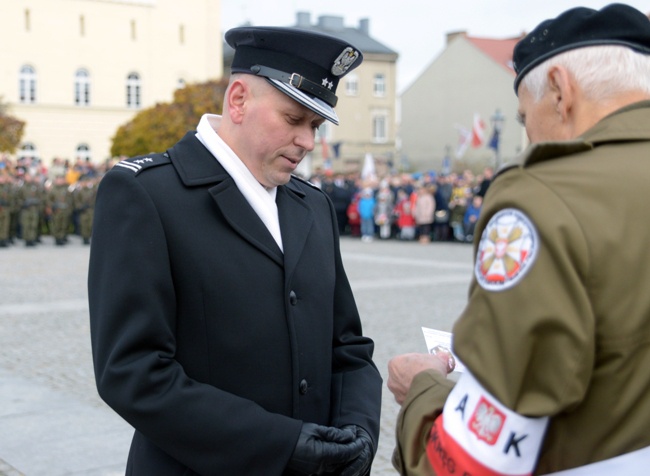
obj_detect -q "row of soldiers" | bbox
[0,172,98,247]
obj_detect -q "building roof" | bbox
[294,12,398,57]
[223,12,398,64]
[465,35,523,75]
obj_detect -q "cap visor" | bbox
[267,78,339,125]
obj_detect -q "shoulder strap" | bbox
[113,152,171,175]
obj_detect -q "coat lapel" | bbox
[277,181,314,280]
[167,132,283,265]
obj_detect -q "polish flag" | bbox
[321,135,330,159]
[471,113,486,148]
[455,125,472,158]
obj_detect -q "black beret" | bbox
[225,26,363,125]
[513,3,650,93]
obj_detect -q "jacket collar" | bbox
[166,132,313,270]
[581,99,650,144]
[522,100,650,168]
[166,132,310,200]
[167,131,230,186]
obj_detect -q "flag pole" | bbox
[490,108,505,169]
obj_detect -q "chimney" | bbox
[318,15,344,31]
[296,11,311,28]
[446,30,467,45]
[359,18,369,35]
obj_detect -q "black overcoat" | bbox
[88,132,382,475]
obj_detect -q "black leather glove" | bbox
[339,425,374,476]
[287,422,364,475]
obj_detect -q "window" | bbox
[76,144,91,161]
[372,113,388,143]
[373,73,386,97]
[126,72,141,108]
[179,24,185,45]
[19,65,37,104]
[130,20,137,40]
[80,15,86,36]
[75,69,91,106]
[24,9,31,31]
[345,73,359,96]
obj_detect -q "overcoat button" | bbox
[299,379,308,394]
[289,291,298,306]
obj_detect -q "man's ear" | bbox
[225,79,247,124]
[547,65,574,123]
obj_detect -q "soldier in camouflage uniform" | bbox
[9,173,22,245]
[73,175,97,244]
[0,173,14,247]
[17,174,45,247]
[46,174,74,245]
[8,174,20,244]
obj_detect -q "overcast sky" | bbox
[221,0,650,93]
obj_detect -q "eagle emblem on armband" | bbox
[469,396,506,445]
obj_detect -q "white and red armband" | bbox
[427,371,549,476]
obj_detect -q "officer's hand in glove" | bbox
[339,425,374,476]
[287,422,364,475]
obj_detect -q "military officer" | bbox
[388,4,650,475]
[73,174,96,244]
[89,27,382,475]
[46,174,74,245]
[0,172,14,247]
[8,173,20,244]
[17,173,45,247]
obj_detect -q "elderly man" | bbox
[388,4,650,475]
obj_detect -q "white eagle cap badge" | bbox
[331,47,360,76]
[475,208,539,291]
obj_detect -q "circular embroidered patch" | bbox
[474,208,539,292]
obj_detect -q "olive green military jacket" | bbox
[17,181,44,209]
[46,183,73,211]
[0,182,14,210]
[73,184,96,210]
[394,101,650,475]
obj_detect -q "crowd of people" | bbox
[313,165,493,244]
[0,154,115,248]
[0,150,493,249]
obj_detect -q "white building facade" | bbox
[1,0,221,165]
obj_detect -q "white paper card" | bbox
[421,327,466,373]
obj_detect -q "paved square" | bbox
[0,235,475,475]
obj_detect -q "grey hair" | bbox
[521,45,650,101]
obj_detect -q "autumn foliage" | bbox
[0,98,25,154]
[110,78,229,157]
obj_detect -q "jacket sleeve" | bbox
[325,191,383,450]
[393,371,455,476]
[88,169,301,475]
[454,169,594,416]
[399,169,592,476]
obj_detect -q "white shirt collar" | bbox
[195,114,283,252]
